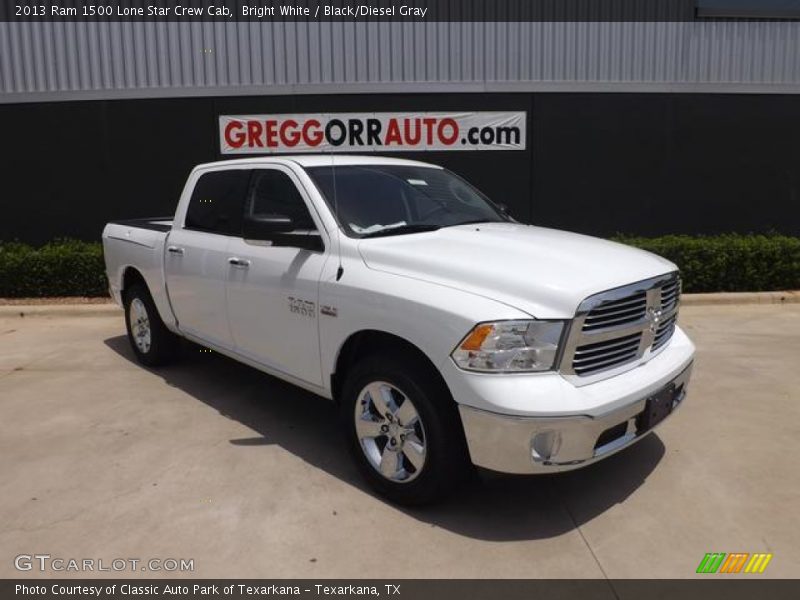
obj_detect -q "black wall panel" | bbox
[532,93,800,236]
[1,92,798,245]
[0,98,216,244]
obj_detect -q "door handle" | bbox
[167,246,184,255]
[228,257,251,268]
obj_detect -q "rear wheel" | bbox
[123,282,179,367]
[341,355,471,505]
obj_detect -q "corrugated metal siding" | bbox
[1,20,800,101]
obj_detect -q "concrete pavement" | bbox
[0,305,798,578]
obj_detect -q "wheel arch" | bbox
[121,266,147,297]
[330,329,453,406]
[119,265,178,332]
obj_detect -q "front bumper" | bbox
[449,326,695,474]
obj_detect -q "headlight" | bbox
[451,320,565,373]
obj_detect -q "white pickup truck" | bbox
[103,155,694,504]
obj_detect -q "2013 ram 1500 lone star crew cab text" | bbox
[103,155,695,504]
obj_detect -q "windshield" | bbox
[306,165,508,238]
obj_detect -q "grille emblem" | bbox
[646,307,663,333]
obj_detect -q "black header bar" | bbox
[4,580,800,600]
[3,1,701,23]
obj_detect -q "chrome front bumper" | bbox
[458,361,693,474]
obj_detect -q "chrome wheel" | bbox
[354,381,427,483]
[129,298,151,354]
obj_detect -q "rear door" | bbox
[225,166,328,385]
[165,168,250,349]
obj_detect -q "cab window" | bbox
[185,170,250,235]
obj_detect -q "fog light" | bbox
[531,430,562,462]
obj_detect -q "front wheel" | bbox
[341,355,471,505]
[123,282,179,367]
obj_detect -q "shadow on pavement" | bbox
[105,334,665,542]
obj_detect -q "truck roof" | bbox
[194,155,444,170]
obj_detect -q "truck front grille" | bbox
[660,278,681,312]
[560,273,681,383]
[572,332,643,376]
[652,312,678,351]
[582,291,647,331]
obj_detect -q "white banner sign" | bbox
[219,112,526,154]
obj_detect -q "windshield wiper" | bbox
[442,219,497,228]
[360,224,441,238]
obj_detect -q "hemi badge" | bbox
[321,305,338,317]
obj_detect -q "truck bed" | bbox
[102,218,175,324]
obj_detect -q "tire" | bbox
[123,282,179,367]
[341,353,471,505]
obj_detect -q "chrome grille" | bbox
[652,312,678,351]
[572,332,643,376]
[560,273,681,383]
[582,290,647,331]
[660,278,681,312]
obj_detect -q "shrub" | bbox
[0,239,107,297]
[612,234,800,293]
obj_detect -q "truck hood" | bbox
[357,222,676,318]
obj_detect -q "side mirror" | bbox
[495,203,519,223]
[243,214,295,239]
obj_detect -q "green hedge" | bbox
[612,234,800,293]
[0,235,799,297]
[0,240,107,297]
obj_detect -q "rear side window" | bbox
[248,169,316,230]
[185,170,250,235]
